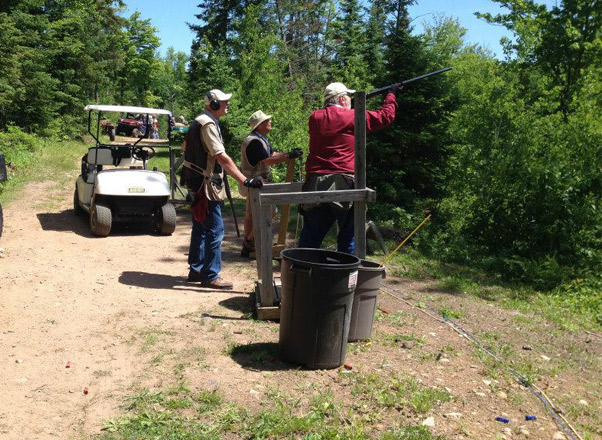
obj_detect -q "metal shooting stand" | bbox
[168,145,190,205]
[250,92,373,320]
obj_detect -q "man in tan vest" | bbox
[239,110,302,257]
[182,90,264,288]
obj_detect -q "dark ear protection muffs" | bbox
[206,91,220,110]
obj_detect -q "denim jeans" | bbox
[188,201,224,281]
[298,204,355,254]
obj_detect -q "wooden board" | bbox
[254,280,281,321]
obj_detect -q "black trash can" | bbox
[348,260,386,342]
[279,248,361,369]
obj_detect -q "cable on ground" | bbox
[380,284,582,440]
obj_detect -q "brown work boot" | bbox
[201,277,233,290]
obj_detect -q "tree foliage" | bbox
[438,0,602,286]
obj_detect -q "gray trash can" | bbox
[347,260,386,342]
[279,248,361,369]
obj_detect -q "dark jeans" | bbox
[188,201,224,281]
[298,204,355,254]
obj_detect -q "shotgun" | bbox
[366,67,452,99]
[223,171,241,238]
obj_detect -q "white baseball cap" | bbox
[324,82,355,100]
[204,89,232,105]
[248,110,272,132]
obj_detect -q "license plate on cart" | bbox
[128,187,145,193]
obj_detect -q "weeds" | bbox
[379,332,425,348]
[437,307,463,320]
[139,328,174,353]
[96,382,451,440]
[385,249,602,332]
[348,373,452,414]
[376,310,408,327]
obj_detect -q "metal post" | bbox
[354,91,367,258]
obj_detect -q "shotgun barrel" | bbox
[223,171,241,238]
[366,67,452,98]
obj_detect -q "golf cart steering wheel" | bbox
[131,145,156,161]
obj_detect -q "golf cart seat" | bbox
[86,146,144,168]
[81,146,145,183]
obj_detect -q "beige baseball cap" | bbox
[248,110,272,132]
[204,89,232,105]
[324,82,355,100]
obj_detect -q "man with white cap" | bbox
[298,82,399,254]
[239,110,303,257]
[182,89,264,289]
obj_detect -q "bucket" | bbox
[347,260,386,341]
[279,248,360,369]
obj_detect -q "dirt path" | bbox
[0,180,600,439]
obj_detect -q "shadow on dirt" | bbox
[230,342,302,372]
[38,209,193,238]
[37,210,91,236]
[119,271,184,289]
[219,295,254,314]
[119,271,249,295]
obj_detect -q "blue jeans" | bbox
[298,204,355,254]
[188,201,224,281]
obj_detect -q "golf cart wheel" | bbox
[90,203,112,237]
[131,128,140,138]
[155,203,176,235]
[73,187,84,216]
[0,202,3,238]
[109,128,116,141]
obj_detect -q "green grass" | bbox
[375,310,409,327]
[92,319,455,440]
[378,332,425,348]
[384,248,602,332]
[0,134,87,204]
[96,379,450,440]
[437,307,463,320]
[347,372,452,414]
[138,328,174,353]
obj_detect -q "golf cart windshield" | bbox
[85,104,173,147]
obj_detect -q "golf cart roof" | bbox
[85,105,172,116]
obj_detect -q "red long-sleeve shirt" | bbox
[305,92,398,176]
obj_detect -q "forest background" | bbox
[0,0,601,324]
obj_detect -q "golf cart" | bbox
[74,105,177,237]
[100,117,116,141]
[171,116,189,142]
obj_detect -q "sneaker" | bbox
[187,269,203,282]
[201,277,233,290]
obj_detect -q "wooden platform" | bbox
[254,278,281,321]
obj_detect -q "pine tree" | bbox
[330,0,370,89]
[363,0,388,86]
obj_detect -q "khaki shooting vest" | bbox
[239,133,271,197]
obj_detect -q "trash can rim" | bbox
[281,248,361,269]
[360,259,386,272]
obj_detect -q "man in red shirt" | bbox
[298,82,399,254]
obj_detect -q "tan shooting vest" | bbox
[239,133,271,197]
